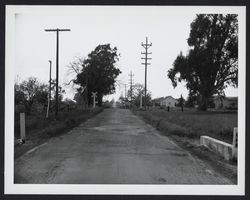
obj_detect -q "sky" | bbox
[14,6,238,101]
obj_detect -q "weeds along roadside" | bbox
[132,108,237,143]
[14,107,104,158]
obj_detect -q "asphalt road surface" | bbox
[15,108,232,184]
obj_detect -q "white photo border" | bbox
[5,5,246,195]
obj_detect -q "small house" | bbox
[153,96,178,108]
[214,96,238,110]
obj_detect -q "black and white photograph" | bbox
[4,4,246,196]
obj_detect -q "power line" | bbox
[45,28,71,118]
[141,37,152,110]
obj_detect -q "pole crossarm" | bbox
[141,57,152,60]
[141,43,152,48]
[45,29,71,32]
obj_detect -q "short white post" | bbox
[20,113,26,143]
[91,92,97,108]
[140,93,143,109]
[232,127,238,160]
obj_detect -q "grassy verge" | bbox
[133,108,237,143]
[132,108,237,183]
[14,108,103,158]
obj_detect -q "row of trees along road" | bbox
[168,14,238,111]
[69,44,121,106]
[15,77,65,115]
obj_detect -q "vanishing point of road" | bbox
[15,108,232,184]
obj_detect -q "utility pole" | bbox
[124,84,127,99]
[46,60,52,118]
[128,71,134,106]
[124,84,127,109]
[45,28,71,118]
[141,37,152,110]
[84,71,89,109]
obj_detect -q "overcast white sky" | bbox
[14,6,238,101]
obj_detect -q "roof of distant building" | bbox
[213,95,238,101]
[153,96,177,102]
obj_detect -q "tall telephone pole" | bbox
[46,60,52,119]
[45,28,71,118]
[141,37,152,110]
[48,60,52,105]
[128,71,134,106]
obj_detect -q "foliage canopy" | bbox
[168,14,238,111]
[73,44,121,106]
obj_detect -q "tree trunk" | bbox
[97,94,103,106]
[24,100,33,115]
[198,95,208,111]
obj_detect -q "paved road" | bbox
[15,108,232,184]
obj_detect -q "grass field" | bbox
[133,107,237,144]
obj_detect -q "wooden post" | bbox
[232,127,238,159]
[46,99,50,118]
[20,113,26,143]
[140,93,142,109]
[91,92,97,108]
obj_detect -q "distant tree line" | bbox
[118,83,152,108]
[15,77,65,115]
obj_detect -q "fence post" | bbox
[232,127,238,160]
[20,113,26,143]
[140,94,143,109]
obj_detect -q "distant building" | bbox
[153,96,178,108]
[213,96,238,110]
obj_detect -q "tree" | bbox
[127,83,152,107]
[177,95,185,111]
[73,44,121,106]
[35,84,49,105]
[168,14,238,111]
[50,79,65,105]
[185,93,197,108]
[73,90,86,109]
[15,77,49,115]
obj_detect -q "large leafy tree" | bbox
[15,77,49,115]
[168,14,238,111]
[73,44,121,106]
